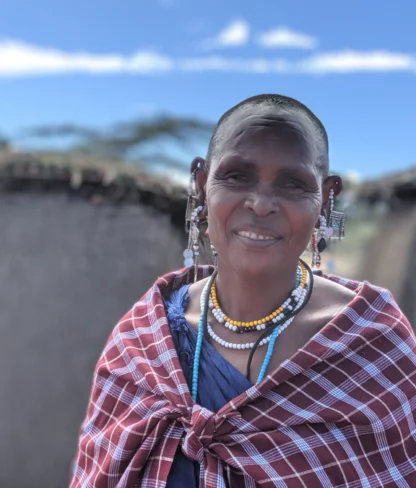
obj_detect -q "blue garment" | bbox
[163,284,252,487]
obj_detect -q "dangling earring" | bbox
[184,205,202,278]
[327,188,346,240]
[183,162,203,282]
[311,228,322,269]
[210,243,218,267]
[206,226,218,268]
[312,215,329,269]
[184,163,198,233]
[311,187,346,269]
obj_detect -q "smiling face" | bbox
[202,106,327,277]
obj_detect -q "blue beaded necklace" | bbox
[191,268,308,402]
[191,273,215,401]
[256,270,301,383]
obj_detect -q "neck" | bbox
[214,261,300,322]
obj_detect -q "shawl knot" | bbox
[179,405,228,462]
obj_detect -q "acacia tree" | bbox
[21,115,214,171]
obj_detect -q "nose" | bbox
[244,188,277,217]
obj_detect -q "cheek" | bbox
[206,186,225,233]
[206,186,240,238]
[287,196,321,234]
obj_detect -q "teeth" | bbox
[237,231,274,241]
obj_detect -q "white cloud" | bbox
[127,51,173,73]
[179,56,289,73]
[1,40,416,78]
[201,19,250,50]
[298,50,415,74]
[258,26,318,50]
[0,39,173,76]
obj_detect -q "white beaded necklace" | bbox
[206,322,274,349]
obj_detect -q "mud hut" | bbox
[0,150,190,487]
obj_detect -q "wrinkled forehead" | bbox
[212,105,319,165]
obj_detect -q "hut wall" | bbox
[0,192,185,488]
[359,206,416,329]
[400,211,416,327]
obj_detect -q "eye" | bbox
[281,178,305,189]
[224,172,250,182]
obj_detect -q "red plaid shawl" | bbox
[71,267,416,487]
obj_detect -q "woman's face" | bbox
[204,110,325,277]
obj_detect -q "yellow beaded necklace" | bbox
[210,261,308,329]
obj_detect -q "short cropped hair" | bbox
[206,94,329,177]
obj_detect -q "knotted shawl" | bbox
[70,266,416,487]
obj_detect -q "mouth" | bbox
[234,229,282,248]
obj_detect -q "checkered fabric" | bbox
[70,266,416,487]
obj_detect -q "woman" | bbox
[70,95,416,487]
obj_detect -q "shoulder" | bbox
[314,272,414,337]
[97,280,170,368]
[92,282,182,393]
[311,274,357,316]
[108,267,195,346]
[184,277,210,330]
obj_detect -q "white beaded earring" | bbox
[311,187,346,269]
[327,188,345,240]
[206,225,218,267]
[183,161,204,281]
[184,205,203,281]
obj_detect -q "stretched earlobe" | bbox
[191,157,208,208]
[327,176,343,197]
[191,157,205,174]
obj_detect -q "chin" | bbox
[230,253,281,277]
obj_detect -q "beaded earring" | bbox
[210,242,218,267]
[183,205,202,281]
[312,215,330,269]
[327,188,346,240]
[311,229,321,269]
[206,226,218,268]
[311,187,345,269]
[183,162,203,282]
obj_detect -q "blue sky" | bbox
[1,0,416,179]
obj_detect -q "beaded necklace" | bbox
[191,264,313,401]
[209,263,307,333]
[206,271,308,358]
[191,274,214,401]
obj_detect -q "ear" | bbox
[322,175,343,214]
[191,156,208,211]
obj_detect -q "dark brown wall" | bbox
[0,193,185,488]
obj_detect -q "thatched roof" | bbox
[0,150,188,228]
[356,165,416,204]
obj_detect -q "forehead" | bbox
[213,105,320,166]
